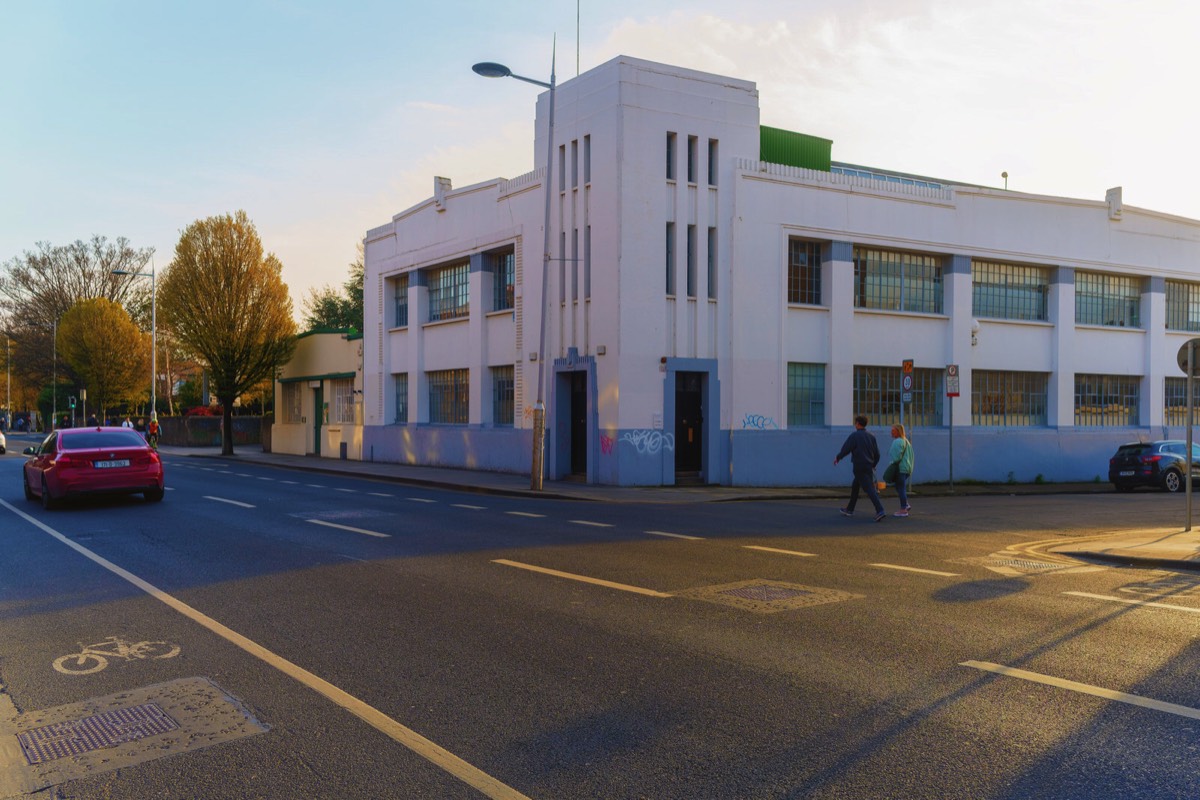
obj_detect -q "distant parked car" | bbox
[1109,440,1200,493]
[23,427,165,509]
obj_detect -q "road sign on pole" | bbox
[901,359,913,403]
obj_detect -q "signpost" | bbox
[946,365,960,491]
[901,359,913,429]
[1176,339,1200,531]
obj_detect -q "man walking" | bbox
[834,414,886,522]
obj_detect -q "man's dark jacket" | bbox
[836,428,880,471]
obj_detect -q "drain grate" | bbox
[986,559,1063,571]
[720,585,812,602]
[18,703,179,765]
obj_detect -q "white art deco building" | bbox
[362,55,1200,487]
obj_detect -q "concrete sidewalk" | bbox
[157,445,1200,572]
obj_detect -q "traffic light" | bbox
[69,396,77,409]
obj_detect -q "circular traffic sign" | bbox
[1177,338,1200,375]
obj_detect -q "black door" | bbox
[675,372,703,479]
[570,371,588,476]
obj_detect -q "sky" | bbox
[3,0,1198,319]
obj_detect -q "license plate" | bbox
[94,459,130,469]
[1118,470,1135,476]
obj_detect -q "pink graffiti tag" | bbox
[600,435,615,455]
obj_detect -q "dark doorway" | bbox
[569,371,588,477]
[675,372,703,481]
[311,386,323,457]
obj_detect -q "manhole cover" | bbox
[676,579,860,614]
[952,556,1072,574]
[18,703,179,765]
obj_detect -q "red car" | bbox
[23,427,165,509]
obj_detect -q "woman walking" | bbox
[887,424,915,516]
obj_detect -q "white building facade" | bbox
[363,55,1200,487]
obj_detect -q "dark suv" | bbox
[1109,440,1200,492]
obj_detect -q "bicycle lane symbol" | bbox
[53,636,181,676]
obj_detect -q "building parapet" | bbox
[499,166,544,198]
[738,158,955,202]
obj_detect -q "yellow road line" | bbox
[492,559,672,598]
[961,660,1200,721]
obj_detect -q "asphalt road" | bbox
[2,439,1200,799]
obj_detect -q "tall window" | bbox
[492,366,514,426]
[393,275,409,328]
[584,135,591,183]
[558,144,566,192]
[427,262,469,322]
[330,378,355,424]
[707,138,718,186]
[1166,280,1200,332]
[1075,271,1140,327]
[1075,374,1139,426]
[686,225,697,298]
[687,135,698,183]
[972,370,1048,426]
[666,132,677,180]
[571,228,579,302]
[282,382,302,424]
[787,363,825,426]
[972,261,1049,321]
[585,225,592,300]
[492,250,514,311]
[788,239,822,305]
[1163,377,1200,426]
[707,227,717,300]
[665,222,676,295]
[571,139,578,188]
[853,247,943,313]
[853,366,943,427]
[393,374,408,424]
[428,368,469,424]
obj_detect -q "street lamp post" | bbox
[113,262,157,417]
[473,53,556,491]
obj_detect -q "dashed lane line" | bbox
[570,520,614,528]
[646,531,704,540]
[334,488,357,493]
[961,660,1200,721]
[368,492,393,497]
[507,512,545,518]
[1064,591,1200,615]
[492,559,672,598]
[0,499,530,800]
[452,504,486,510]
[307,519,390,538]
[203,496,254,508]
[870,563,960,577]
[743,544,814,556]
[408,498,436,504]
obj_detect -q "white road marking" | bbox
[280,480,299,485]
[1064,591,1200,615]
[870,563,959,577]
[334,488,357,493]
[257,477,273,481]
[307,519,390,539]
[743,544,814,556]
[235,473,252,478]
[452,504,486,510]
[506,511,545,518]
[0,498,528,800]
[368,492,393,497]
[203,496,254,508]
[570,520,613,528]
[408,497,436,503]
[646,530,704,540]
[165,487,175,492]
[961,660,1200,721]
[493,559,672,598]
[306,484,326,488]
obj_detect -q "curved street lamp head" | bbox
[111,269,131,276]
[472,62,512,79]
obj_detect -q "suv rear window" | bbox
[1116,444,1151,457]
[60,431,147,450]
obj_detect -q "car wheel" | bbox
[40,478,56,510]
[1163,469,1183,493]
[144,487,164,503]
[23,473,34,501]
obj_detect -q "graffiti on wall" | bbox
[600,435,615,455]
[621,429,674,455]
[742,414,779,430]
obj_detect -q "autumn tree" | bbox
[301,248,363,332]
[159,211,296,455]
[0,236,154,394]
[58,299,150,419]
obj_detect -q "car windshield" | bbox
[60,431,148,450]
